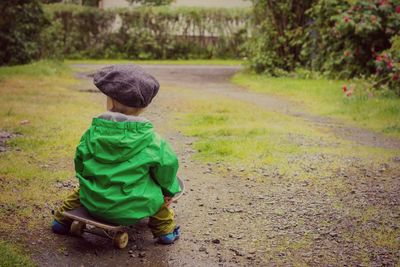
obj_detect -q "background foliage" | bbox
[127,0,174,5]
[306,0,400,77]
[1,0,398,94]
[0,0,49,66]
[41,4,249,60]
[245,0,400,93]
[44,0,171,6]
[245,0,317,75]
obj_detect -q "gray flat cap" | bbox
[93,65,159,108]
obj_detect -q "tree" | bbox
[0,0,49,65]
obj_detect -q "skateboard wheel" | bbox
[70,221,85,237]
[113,232,129,249]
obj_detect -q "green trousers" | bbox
[54,188,176,237]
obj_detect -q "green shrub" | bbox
[245,0,400,95]
[127,0,173,5]
[373,35,400,94]
[301,0,349,73]
[0,0,49,66]
[41,4,250,60]
[306,0,400,79]
[244,0,317,75]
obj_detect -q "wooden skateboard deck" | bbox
[64,206,123,231]
[64,177,185,230]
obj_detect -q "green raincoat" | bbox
[74,114,180,226]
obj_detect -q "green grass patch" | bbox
[178,98,304,165]
[0,61,103,231]
[66,59,243,66]
[0,60,71,81]
[232,72,400,137]
[174,88,397,169]
[0,241,36,267]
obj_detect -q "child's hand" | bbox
[164,196,173,207]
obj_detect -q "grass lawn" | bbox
[174,85,397,171]
[0,61,104,261]
[0,241,36,267]
[232,72,400,138]
[66,59,244,66]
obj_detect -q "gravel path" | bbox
[29,64,400,266]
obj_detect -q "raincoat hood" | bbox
[87,113,153,163]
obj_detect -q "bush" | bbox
[244,0,317,75]
[306,0,400,79]
[301,0,349,73]
[245,0,400,95]
[41,4,250,60]
[0,0,49,66]
[373,35,400,94]
[127,0,174,5]
[44,4,116,59]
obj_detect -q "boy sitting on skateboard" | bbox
[51,65,181,244]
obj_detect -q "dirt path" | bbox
[75,64,400,150]
[30,64,400,266]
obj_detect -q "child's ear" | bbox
[106,97,114,111]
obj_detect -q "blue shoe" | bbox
[51,220,70,235]
[158,226,181,245]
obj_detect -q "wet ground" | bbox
[26,64,400,266]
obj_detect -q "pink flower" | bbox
[396,6,400,13]
[392,74,399,81]
[387,61,393,69]
[344,85,355,97]
[344,15,350,23]
[379,0,388,6]
[376,55,383,62]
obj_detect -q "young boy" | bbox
[51,65,181,244]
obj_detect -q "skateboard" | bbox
[63,177,185,249]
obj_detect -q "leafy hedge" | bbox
[42,4,250,60]
[245,0,400,93]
